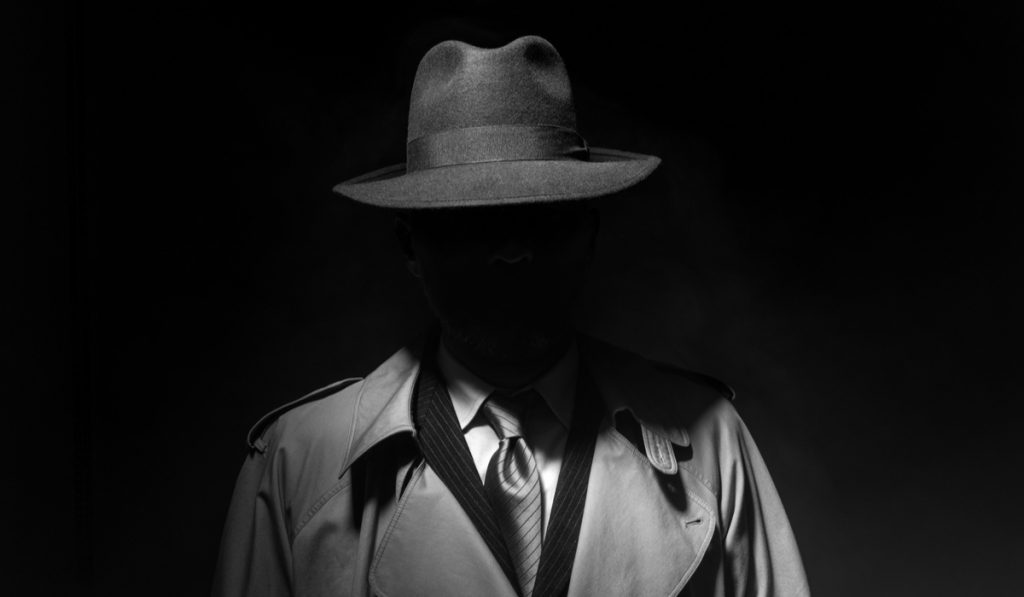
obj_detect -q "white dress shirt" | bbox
[436,339,578,536]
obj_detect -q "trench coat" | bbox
[212,334,810,596]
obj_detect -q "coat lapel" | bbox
[568,424,717,597]
[369,461,519,597]
[369,337,519,597]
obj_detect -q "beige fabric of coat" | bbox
[212,335,810,596]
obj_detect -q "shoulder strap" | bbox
[246,377,363,452]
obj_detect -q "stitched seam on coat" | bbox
[342,380,370,474]
[290,476,353,545]
[608,426,653,467]
[609,425,717,597]
[368,460,426,597]
[679,460,719,501]
[669,489,717,596]
[610,423,719,502]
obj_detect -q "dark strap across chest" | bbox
[413,349,603,597]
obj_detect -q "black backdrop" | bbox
[10,1,1023,595]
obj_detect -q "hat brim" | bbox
[332,147,660,209]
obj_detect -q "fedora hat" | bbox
[333,35,660,209]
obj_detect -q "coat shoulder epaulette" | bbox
[246,377,363,452]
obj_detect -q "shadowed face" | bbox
[397,201,598,365]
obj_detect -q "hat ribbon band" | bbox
[406,125,590,172]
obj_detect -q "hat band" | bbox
[406,125,590,172]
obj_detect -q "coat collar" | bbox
[339,332,731,478]
[338,342,421,477]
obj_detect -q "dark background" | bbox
[9,1,1023,595]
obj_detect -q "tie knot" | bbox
[482,390,538,440]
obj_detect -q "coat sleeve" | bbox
[211,425,293,597]
[719,408,811,597]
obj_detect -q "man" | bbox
[213,35,810,596]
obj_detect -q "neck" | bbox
[440,329,574,389]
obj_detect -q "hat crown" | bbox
[333,35,660,209]
[407,36,577,142]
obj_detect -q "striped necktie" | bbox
[482,390,544,597]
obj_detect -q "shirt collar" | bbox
[437,338,578,431]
